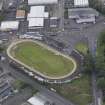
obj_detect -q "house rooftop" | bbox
[16,10,25,19]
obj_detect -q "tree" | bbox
[97,77,105,90]
[98,32,105,46]
[0,15,4,21]
[96,31,105,75]
[83,51,94,74]
[0,46,4,53]
[89,0,105,15]
[64,8,68,19]
[14,80,27,90]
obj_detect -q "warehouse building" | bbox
[28,0,58,5]
[27,6,49,29]
[28,6,48,18]
[28,18,44,28]
[68,8,99,23]
[0,21,19,31]
[23,93,54,105]
[74,0,89,7]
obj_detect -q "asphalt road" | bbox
[58,0,64,31]
[89,38,101,105]
[2,87,32,105]
[92,72,99,105]
[1,60,75,105]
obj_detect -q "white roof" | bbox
[0,21,19,30]
[74,0,89,6]
[28,96,44,105]
[27,6,48,27]
[28,6,45,18]
[0,0,3,10]
[28,6,49,18]
[28,18,44,27]
[76,16,95,23]
[28,0,58,5]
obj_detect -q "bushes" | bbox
[14,80,28,90]
[89,0,105,15]
[96,31,105,102]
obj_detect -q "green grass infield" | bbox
[9,40,77,78]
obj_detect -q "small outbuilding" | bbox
[16,10,25,19]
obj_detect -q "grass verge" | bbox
[75,42,88,55]
[49,75,92,105]
[11,41,75,78]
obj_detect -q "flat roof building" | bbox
[28,0,58,5]
[28,18,44,27]
[27,93,53,105]
[16,10,25,19]
[68,8,99,23]
[27,6,49,28]
[74,0,89,7]
[76,16,96,24]
[0,21,19,31]
[28,6,48,18]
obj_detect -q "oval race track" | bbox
[7,39,79,83]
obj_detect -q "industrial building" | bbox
[27,0,59,29]
[74,0,89,7]
[28,6,48,18]
[28,18,44,28]
[0,21,19,31]
[27,6,49,28]
[68,0,99,25]
[23,93,54,105]
[28,0,58,5]
[68,8,99,23]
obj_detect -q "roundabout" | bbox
[7,40,77,80]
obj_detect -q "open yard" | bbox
[75,42,88,55]
[10,41,76,78]
[49,75,92,105]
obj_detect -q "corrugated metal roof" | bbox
[28,6,49,18]
[74,0,89,6]
[27,6,49,27]
[28,6,45,18]
[28,0,58,5]
[68,8,99,18]
[0,21,19,30]
[28,96,44,105]
[28,18,44,27]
